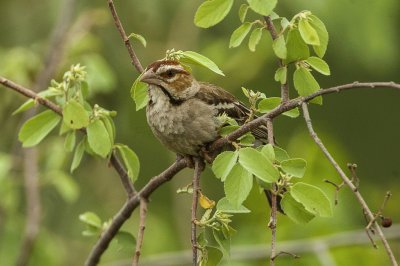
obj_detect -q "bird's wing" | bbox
[196,82,268,142]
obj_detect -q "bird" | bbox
[140,59,283,212]
[140,59,269,157]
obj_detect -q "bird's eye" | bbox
[165,70,175,78]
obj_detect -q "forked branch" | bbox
[301,102,398,266]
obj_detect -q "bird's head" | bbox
[140,60,200,100]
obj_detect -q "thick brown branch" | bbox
[132,198,148,266]
[85,159,187,266]
[107,0,144,73]
[301,102,398,266]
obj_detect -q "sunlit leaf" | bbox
[298,18,320,45]
[115,144,140,183]
[130,79,148,111]
[180,50,225,76]
[238,147,279,183]
[260,144,275,161]
[87,119,112,158]
[224,164,253,207]
[274,66,287,84]
[229,22,253,48]
[194,0,234,28]
[212,151,238,181]
[290,182,333,217]
[128,32,147,47]
[248,27,263,52]
[285,28,309,63]
[238,4,249,23]
[308,15,329,57]
[281,158,307,178]
[71,138,85,172]
[274,146,290,162]
[216,197,250,213]
[305,56,330,75]
[293,67,320,98]
[64,131,76,152]
[272,34,287,59]
[18,110,61,147]
[247,0,277,16]
[79,212,102,228]
[63,99,90,129]
[258,97,299,118]
[281,193,315,224]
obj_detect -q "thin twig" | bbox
[132,198,148,266]
[301,102,398,266]
[271,251,300,261]
[107,0,144,73]
[85,159,187,266]
[191,158,204,266]
[264,16,289,102]
[265,118,278,266]
[110,151,136,197]
[323,179,345,205]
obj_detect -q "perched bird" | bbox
[140,59,269,157]
[140,59,283,212]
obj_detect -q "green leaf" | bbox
[290,182,333,217]
[274,66,287,84]
[130,80,148,111]
[272,34,287,59]
[258,97,299,118]
[213,228,230,256]
[218,125,240,136]
[285,28,309,63]
[248,27,263,52]
[212,151,238,181]
[238,147,279,183]
[115,144,140,183]
[308,15,329,57]
[229,22,253,48]
[247,0,277,16]
[79,212,102,228]
[194,0,234,28]
[274,146,290,162]
[298,18,320,45]
[305,56,330,75]
[64,131,76,152]
[293,67,320,97]
[281,193,315,224]
[203,246,223,266]
[281,158,307,178]
[238,4,249,23]
[216,197,250,213]
[12,99,34,115]
[128,33,147,47]
[180,51,225,76]
[87,119,112,158]
[18,110,61,147]
[63,99,90,129]
[71,138,85,172]
[261,144,275,161]
[238,133,255,146]
[102,116,116,145]
[224,164,253,207]
[114,231,136,251]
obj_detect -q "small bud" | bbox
[381,217,392,228]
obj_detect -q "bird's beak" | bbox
[140,69,158,85]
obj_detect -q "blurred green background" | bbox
[0,0,399,265]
